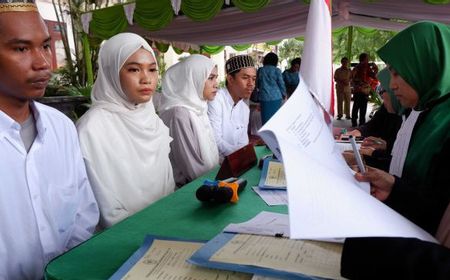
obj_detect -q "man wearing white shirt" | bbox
[208,55,256,159]
[0,2,99,279]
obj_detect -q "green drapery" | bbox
[232,0,270,12]
[134,0,174,31]
[346,26,353,60]
[332,27,348,36]
[84,0,280,40]
[181,0,223,21]
[154,41,170,53]
[200,45,225,55]
[355,26,378,35]
[89,5,128,40]
[424,0,450,4]
[172,46,185,55]
[232,44,252,51]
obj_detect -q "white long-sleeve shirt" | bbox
[207,88,249,159]
[0,102,99,280]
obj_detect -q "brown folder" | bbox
[215,143,257,180]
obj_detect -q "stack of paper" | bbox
[258,76,436,243]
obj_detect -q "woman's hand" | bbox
[355,166,395,201]
[360,146,376,156]
[362,136,386,151]
[342,151,357,167]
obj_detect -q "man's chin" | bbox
[30,91,46,100]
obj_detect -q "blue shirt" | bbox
[282,69,300,88]
[256,65,286,101]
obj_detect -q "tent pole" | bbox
[346,26,353,61]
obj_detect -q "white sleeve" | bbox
[66,133,99,250]
[207,98,236,157]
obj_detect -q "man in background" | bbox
[282,57,301,98]
[334,57,352,120]
[0,1,99,278]
[351,53,378,127]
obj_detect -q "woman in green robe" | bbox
[355,21,450,235]
[341,20,450,280]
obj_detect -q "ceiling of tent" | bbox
[83,0,450,50]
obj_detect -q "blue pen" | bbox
[349,135,366,173]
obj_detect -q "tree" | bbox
[278,39,304,66]
[332,27,396,63]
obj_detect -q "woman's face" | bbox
[202,66,219,101]
[119,48,158,104]
[381,91,395,114]
[389,66,419,108]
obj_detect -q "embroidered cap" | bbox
[225,55,255,75]
[0,0,37,13]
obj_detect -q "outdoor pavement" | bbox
[332,101,375,130]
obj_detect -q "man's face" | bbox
[227,67,256,100]
[0,12,52,103]
[341,59,349,68]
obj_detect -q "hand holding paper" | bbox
[258,77,436,243]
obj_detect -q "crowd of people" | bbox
[0,1,449,279]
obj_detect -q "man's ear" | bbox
[226,74,233,85]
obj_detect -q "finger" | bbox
[355,171,371,182]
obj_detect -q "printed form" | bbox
[121,239,250,280]
[264,161,286,188]
[210,234,344,280]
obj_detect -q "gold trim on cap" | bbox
[0,3,38,13]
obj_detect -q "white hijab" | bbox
[77,33,175,228]
[159,54,219,170]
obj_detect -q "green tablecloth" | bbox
[45,146,287,279]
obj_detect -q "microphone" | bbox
[196,177,247,203]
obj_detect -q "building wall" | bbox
[37,0,75,69]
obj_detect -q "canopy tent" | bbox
[78,0,449,83]
[82,0,450,52]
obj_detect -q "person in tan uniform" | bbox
[334,57,352,120]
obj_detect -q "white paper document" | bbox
[252,187,288,206]
[224,211,290,237]
[258,77,437,243]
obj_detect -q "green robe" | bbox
[377,21,450,234]
[377,21,450,187]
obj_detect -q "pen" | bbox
[349,135,366,173]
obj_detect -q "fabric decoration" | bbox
[170,0,181,15]
[81,12,92,34]
[123,2,135,25]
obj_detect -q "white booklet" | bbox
[258,77,436,243]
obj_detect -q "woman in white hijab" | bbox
[159,54,220,187]
[76,33,175,228]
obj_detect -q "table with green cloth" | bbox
[45,146,287,279]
